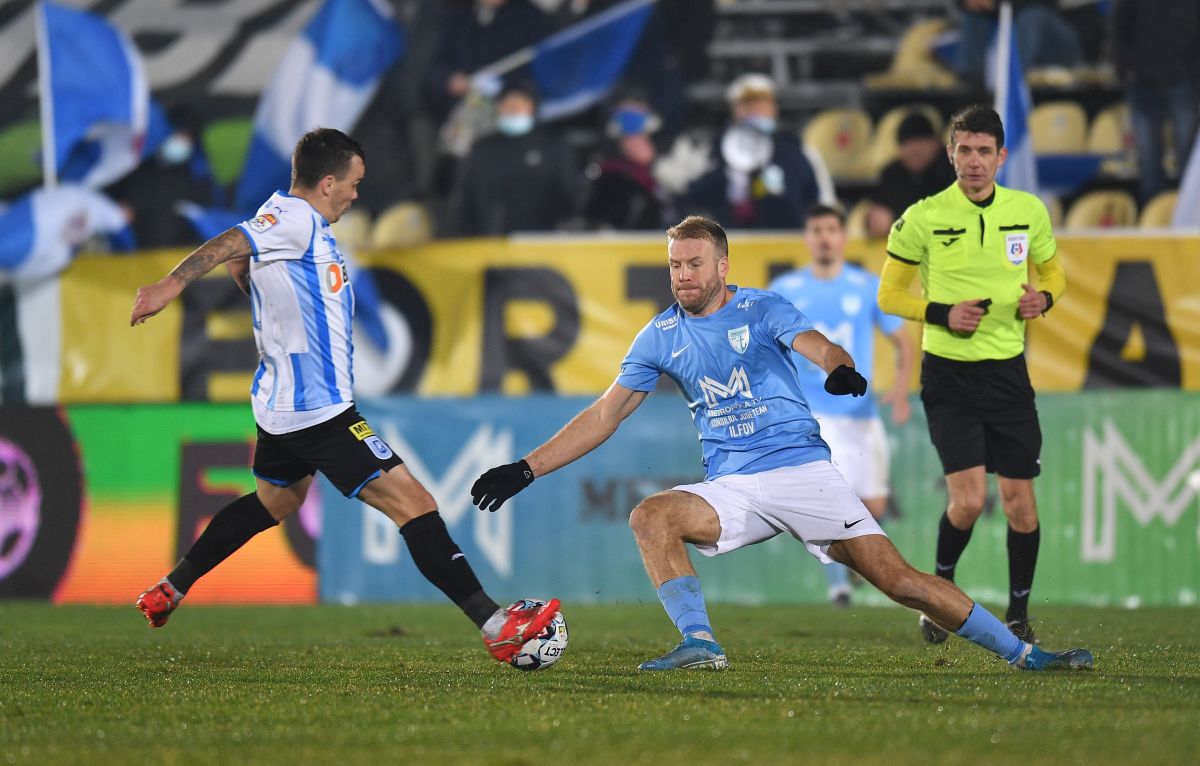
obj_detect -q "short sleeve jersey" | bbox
[886,182,1056,361]
[616,286,830,480]
[237,191,355,413]
[769,264,903,418]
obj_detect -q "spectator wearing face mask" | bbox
[107,107,216,248]
[446,81,578,236]
[580,97,675,230]
[685,73,821,230]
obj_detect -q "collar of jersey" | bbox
[275,189,330,226]
[946,181,1004,212]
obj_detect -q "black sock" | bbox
[399,512,499,628]
[167,492,279,593]
[1006,525,1040,622]
[934,511,974,581]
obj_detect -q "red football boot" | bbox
[483,598,562,662]
[135,579,183,628]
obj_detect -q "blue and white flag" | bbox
[36,1,149,189]
[532,0,655,120]
[991,2,1038,195]
[234,0,404,212]
[1172,127,1200,228]
[0,185,131,284]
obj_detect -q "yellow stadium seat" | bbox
[1030,101,1088,155]
[371,202,433,249]
[845,199,871,240]
[1043,194,1064,230]
[1138,190,1178,228]
[201,117,253,188]
[864,19,957,91]
[1088,103,1135,177]
[0,120,43,196]
[867,104,945,174]
[331,209,372,253]
[803,108,874,180]
[1063,190,1138,230]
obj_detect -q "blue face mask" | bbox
[159,134,193,165]
[496,114,534,137]
[743,116,776,135]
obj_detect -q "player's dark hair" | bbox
[805,203,845,227]
[291,128,365,189]
[666,215,729,259]
[948,104,1005,149]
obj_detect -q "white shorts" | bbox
[674,460,887,564]
[814,414,890,500]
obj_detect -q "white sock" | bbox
[481,608,506,639]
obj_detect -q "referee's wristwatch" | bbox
[1040,290,1054,315]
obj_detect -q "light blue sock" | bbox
[824,562,850,595]
[954,602,1027,663]
[655,576,714,640]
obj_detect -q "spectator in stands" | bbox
[866,113,957,239]
[955,1,1082,87]
[581,96,674,230]
[426,0,555,121]
[1112,0,1200,203]
[446,81,578,236]
[108,107,215,248]
[686,74,821,230]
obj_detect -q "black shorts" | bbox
[920,353,1042,479]
[252,406,404,497]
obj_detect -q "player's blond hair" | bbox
[666,215,729,259]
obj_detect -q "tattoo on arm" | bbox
[168,228,252,287]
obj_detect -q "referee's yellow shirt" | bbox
[886,182,1056,361]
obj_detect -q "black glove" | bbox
[824,364,867,397]
[470,459,535,512]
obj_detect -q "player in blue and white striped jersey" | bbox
[129,128,559,662]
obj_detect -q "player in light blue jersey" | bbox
[472,215,1092,672]
[769,204,914,606]
[129,128,559,663]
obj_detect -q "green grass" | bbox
[2,604,1198,765]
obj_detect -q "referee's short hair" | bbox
[667,215,729,259]
[292,128,366,189]
[948,105,1005,149]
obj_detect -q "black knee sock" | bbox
[1006,525,1040,622]
[167,492,279,594]
[934,511,974,581]
[399,512,499,628]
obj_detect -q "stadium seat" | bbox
[1063,190,1138,230]
[867,103,944,175]
[1030,101,1088,155]
[331,208,372,253]
[1088,103,1135,177]
[864,19,957,91]
[201,117,253,188]
[844,199,872,240]
[803,108,874,180]
[1138,190,1178,228]
[0,120,43,196]
[371,202,433,249]
[1043,194,1064,230]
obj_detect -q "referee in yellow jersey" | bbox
[877,105,1065,646]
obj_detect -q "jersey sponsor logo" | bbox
[349,421,375,440]
[365,436,394,460]
[841,294,862,316]
[247,213,278,233]
[698,367,754,407]
[654,316,679,331]
[727,325,750,354]
[1005,232,1029,265]
[325,263,348,293]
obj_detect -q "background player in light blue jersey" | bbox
[471,215,1092,672]
[769,204,914,606]
[129,128,559,663]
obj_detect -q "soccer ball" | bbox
[508,600,568,672]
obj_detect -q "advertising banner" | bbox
[319,390,1200,607]
[52,234,1200,406]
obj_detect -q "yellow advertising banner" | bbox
[58,234,1200,402]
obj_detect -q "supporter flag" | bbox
[0,185,131,283]
[991,2,1038,195]
[234,0,405,212]
[532,0,656,120]
[36,1,150,188]
[1172,128,1200,228]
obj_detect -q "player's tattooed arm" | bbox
[131,227,252,326]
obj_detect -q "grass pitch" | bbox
[2,603,1198,765]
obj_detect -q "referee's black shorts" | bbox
[252,406,404,497]
[920,352,1042,479]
